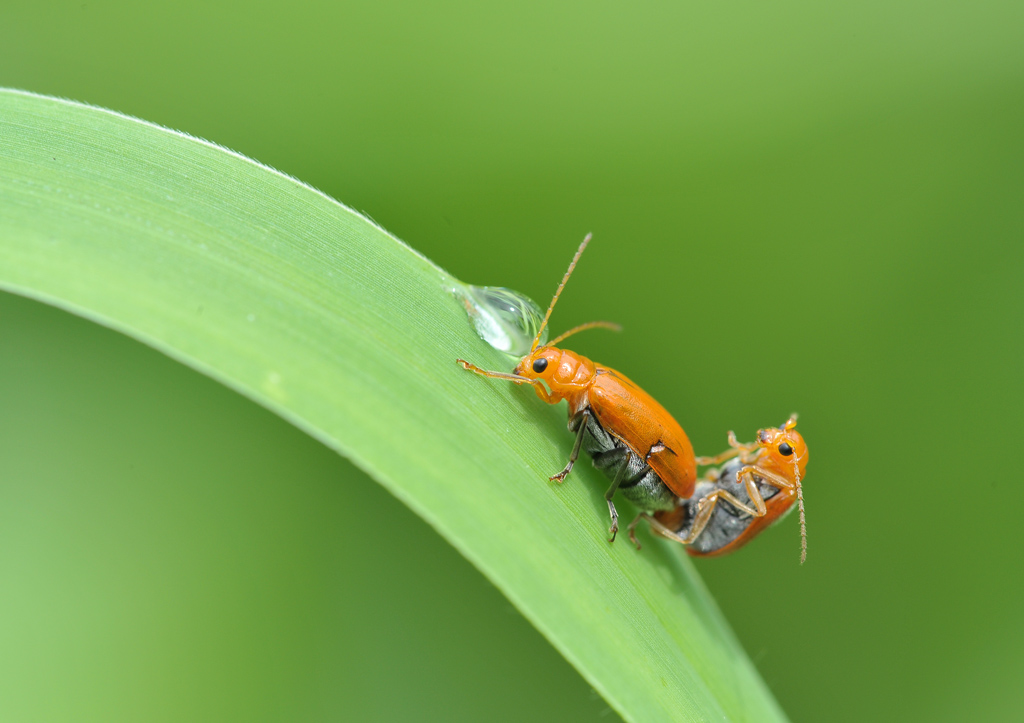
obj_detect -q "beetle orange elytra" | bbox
[457,234,697,541]
[629,416,809,562]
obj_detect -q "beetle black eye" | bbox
[532,357,549,373]
[778,442,794,456]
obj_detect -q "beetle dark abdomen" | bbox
[570,410,676,513]
[669,458,783,554]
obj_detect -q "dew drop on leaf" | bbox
[453,283,548,356]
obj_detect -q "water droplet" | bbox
[453,283,548,356]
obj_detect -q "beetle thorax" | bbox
[516,346,596,405]
[549,348,596,389]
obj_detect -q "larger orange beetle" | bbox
[457,234,696,541]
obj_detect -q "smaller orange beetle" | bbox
[457,235,697,541]
[629,416,809,562]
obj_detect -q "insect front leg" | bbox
[736,465,795,492]
[456,359,554,402]
[550,408,591,484]
[731,464,794,518]
[696,431,758,466]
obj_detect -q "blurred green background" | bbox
[2,1,1023,721]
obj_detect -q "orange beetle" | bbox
[457,234,697,541]
[630,416,809,562]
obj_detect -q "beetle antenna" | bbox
[794,457,807,564]
[549,320,622,347]
[532,233,592,352]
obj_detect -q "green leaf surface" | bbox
[0,89,787,723]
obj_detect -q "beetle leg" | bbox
[622,462,653,489]
[663,464,790,546]
[696,431,758,466]
[550,409,590,483]
[683,463,782,522]
[600,458,652,543]
[641,495,724,547]
[640,509,702,546]
[456,358,554,402]
[695,448,739,467]
[590,446,627,475]
[606,501,619,542]
[701,467,722,483]
[701,488,763,519]
[703,464,795,525]
[603,459,633,543]
[736,465,794,491]
[636,463,789,548]
[636,488,753,548]
[627,512,649,549]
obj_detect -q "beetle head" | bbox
[756,415,808,479]
[756,415,809,564]
[513,346,561,382]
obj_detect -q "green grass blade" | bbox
[0,88,787,723]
